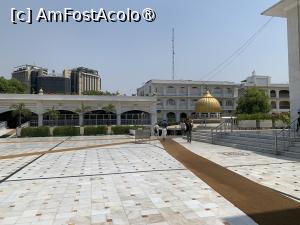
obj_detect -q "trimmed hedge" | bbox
[53,126,80,136]
[84,126,107,136]
[111,126,131,135]
[111,125,143,135]
[21,126,50,137]
[236,113,290,123]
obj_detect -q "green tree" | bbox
[102,104,116,113]
[82,90,120,96]
[76,102,92,126]
[236,87,271,114]
[46,106,60,125]
[0,77,27,93]
[10,103,31,126]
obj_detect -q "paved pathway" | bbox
[0,136,256,225]
[160,139,300,225]
[174,138,300,200]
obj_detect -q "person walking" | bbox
[154,123,160,137]
[185,119,193,143]
[180,121,186,136]
[161,120,168,141]
[297,110,300,132]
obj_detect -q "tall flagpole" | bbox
[172,28,175,80]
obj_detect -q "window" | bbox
[270,90,276,98]
[167,99,176,105]
[226,100,233,106]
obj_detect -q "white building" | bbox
[263,0,300,122]
[0,94,157,128]
[137,80,239,123]
[137,74,290,123]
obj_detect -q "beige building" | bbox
[137,73,290,123]
[12,65,48,93]
[70,67,101,95]
[137,80,239,123]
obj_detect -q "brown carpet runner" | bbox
[160,139,300,225]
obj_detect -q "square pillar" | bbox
[79,113,83,126]
[287,7,300,121]
[117,114,121,125]
[38,114,43,127]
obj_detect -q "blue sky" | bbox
[0,0,288,94]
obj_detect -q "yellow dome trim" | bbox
[195,90,221,113]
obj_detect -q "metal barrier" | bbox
[211,117,235,144]
[84,119,117,126]
[275,118,298,153]
[121,119,151,125]
[135,128,151,143]
[43,119,79,126]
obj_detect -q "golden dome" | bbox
[195,90,221,113]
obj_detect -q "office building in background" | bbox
[70,67,101,95]
[11,65,101,95]
[12,65,48,93]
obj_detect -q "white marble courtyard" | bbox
[0,135,299,225]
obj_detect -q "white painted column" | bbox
[187,86,191,97]
[287,6,300,121]
[176,112,180,122]
[38,113,43,127]
[79,113,83,126]
[276,101,280,112]
[163,86,167,95]
[276,90,280,99]
[117,114,121,125]
[150,103,157,135]
[116,104,121,125]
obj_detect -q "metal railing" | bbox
[43,119,79,126]
[275,118,299,153]
[211,117,236,144]
[121,119,151,125]
[84,119,117,126]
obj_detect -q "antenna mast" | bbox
[172,28,175,80]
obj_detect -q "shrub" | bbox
[111,125,143,134]
[271,112,290,124]
[236,113,272,121]
[236,113,290,124]
[21,126,50,137]
[111,126,131,134]
[53,126,80,136]
[84,126,107,136]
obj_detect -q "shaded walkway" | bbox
[160,139,300,225]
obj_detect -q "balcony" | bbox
[179,104,188,109]
[164,94,177,97]
[222,106,235,110]
[165,105,177,110]
[223,94,234,98]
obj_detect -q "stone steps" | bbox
[213,139,275,155]
[191,130,300,159]
[214,136,275,151]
